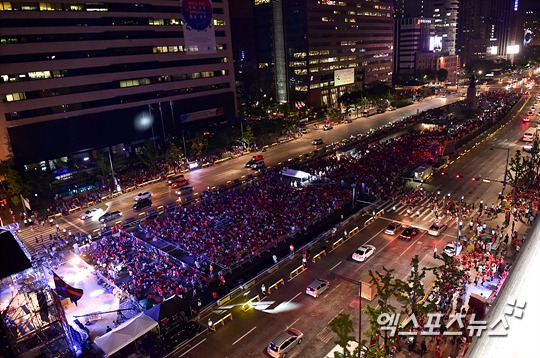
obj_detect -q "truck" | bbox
[413,164,433,182]
[362,108,377,117]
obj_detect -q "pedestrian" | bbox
[474,275,479,286]
[433,247,438,258]
[261,284,267,296]
[208,318,213,331]
[289,244,294,255]
[272,254,278,264]
[420,340,427,357]
[106,326,112,332]
[434,344,442,358]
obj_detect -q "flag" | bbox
[53,271,84,306]
[21,195,31,210]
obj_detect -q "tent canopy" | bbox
[94,313,158,356]
[281,168,311,180]
[144,295,191,323]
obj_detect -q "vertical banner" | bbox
[181,0,216,54]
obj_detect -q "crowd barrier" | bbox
[289,265,306,280]
[209,313,233,332]
[312,249,326,263]
[241,295,261,312]
[267,278,285,294]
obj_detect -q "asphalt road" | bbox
[164,90,537,358]
[18,93,463,253]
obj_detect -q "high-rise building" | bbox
[253,0,394,108]
[456,0,490,66]
[0,0,236,167]
[432,0,459,56]
[523,7,540,63]
[486,0,523,63]
[394,18,435,78]
[395,0,429,19]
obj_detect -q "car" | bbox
[98,211,122,223]
[134,191,152,201]
[167,174,185,185]
[305,279,330,298]
[162,321,201,348]
[79,208,104,220]
[251,154,264,161]
[443,242,463,256]
[176,186,194,196]
[132,198,152,211]
[428,222,447,236]
[384,222,400,235]
[523,145,533,153]
[301,127,310,134]
[245,155,265,167]
[251,160,265,170]
[322,124,333,131]
[171,179,190,188]
[400,227,420,241]
[352,244,376,262]
[388,106,396,111]
[312,138,324,145]
[267,328,303,358]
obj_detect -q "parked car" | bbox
[80,208,104,220]
[352,244,376,262]
[98,211,122,223]
[384,222,400,235]
[322,124,333,131]
[305,279,330,298]
[428,221,447,236]
[176,186,194,196]
[400,227,420,241]
[312,138,324,145]
[134,191,152,201]
[171,179,190,188]
[132,198,152,211]
[267,328,303,358]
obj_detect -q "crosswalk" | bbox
[378,197,471,230]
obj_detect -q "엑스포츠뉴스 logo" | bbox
[182,0,213,31]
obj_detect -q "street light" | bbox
[490,146,511,199]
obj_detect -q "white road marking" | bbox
[398,232,426,258]
[328,308,345,324]
[232,326,257,346]
[324,283,341,298]
[288,317,301,328]
[330,261,342,271]
[286,292,302,305]
[178,338,207,357]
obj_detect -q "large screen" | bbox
[334,68,355,87]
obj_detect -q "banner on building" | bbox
[181,0,216,54]
[334,68,355,86]
[180,107,224,123]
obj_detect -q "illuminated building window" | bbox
[39,2,62,11]
[0,2,12,10]
[5,92,26,102]
[149,19,165,26]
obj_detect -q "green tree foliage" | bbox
[327,107,341,119]
[191,133,208,156]
[0,160,24,206]
[138,140,158,172]
[243,125,256,145]
[165,142,185,166]
[429,251,466,307]
[437,68,449,83]
[394,256,429,321]
[506,149,534,189]
[329,313,360,358]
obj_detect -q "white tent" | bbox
[281,168,311,181]
[94,313,158,356]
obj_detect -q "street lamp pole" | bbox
[501,147,510,198]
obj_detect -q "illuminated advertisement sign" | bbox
[334,68,355,86]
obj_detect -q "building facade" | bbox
[394,18,434,78]
[253,0,394,108]
[415,52,460,83]
[432,0,459,56]
[456,0,490,66]
[0,0,236,167]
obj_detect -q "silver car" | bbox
[267,328,303,358]
[305,279,330,298]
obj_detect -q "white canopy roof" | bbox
[94,313,158,356]
[281,168,311,180]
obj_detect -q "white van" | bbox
[522,128,538,142]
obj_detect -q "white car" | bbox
[352,244,376,262]
[79,208,104,220]
[385,222,400,235]
[443,243,463,256]
[134,191,152,201]
[428,221,447,236]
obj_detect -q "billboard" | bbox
[429,36,442,52]
[507,45,520,55]
[181,0,216,54]
[334,68,355,87]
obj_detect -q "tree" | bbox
[138,140,158,172]
[506,149,533,189]
[436,68,449,83]
[94,153,110,181]
[327,107,341,119]
[428,252,466,308]
[191,133,208,156]
[329,313,361,358]
[243,125,256,145]
[394,256,429,320]
[165,142,185,166]
[0,160,24,207]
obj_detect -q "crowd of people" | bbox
[89,231,205,302]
